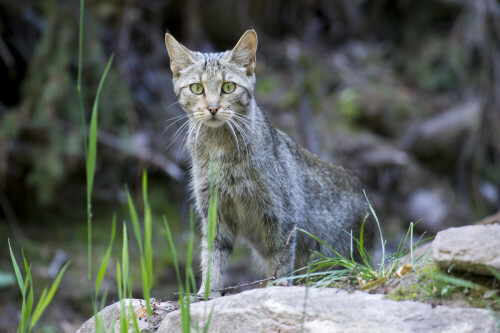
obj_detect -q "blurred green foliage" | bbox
[0,1,134,205]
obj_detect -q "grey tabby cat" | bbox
[164,30,373,298]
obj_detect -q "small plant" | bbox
[125,171,154,317]
[278,195,433,291]
[386,259,500,323]
[75,1,212,331]
[488,268,500,330]
[164,159,219,332]
[8,239,69,333]
[423,269,484,298]
[115,222,141,332]
[204,158,220,301]
[419,266,500,307]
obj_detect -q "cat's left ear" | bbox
[229,30,258,75]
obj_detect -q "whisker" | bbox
[165,119,191,151]
[230,113,250,138]
[195,121,203,152]
[232,113,253,128]
[227,120,241,157]
[172,120,192,142]
[164,100,181,112]
[163,112,185,123]
[232,110,251,121]
[176,125,191,162]
[230,119,250,155]
[162,114,189,136]
[231,120,249,144]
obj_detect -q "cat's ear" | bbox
[165,33,196,77]
[229,30,258,75]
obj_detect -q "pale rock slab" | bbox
[77,298,175,333]
[160,286,498,333]
[432,224,500,275]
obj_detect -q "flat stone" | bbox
[432,224,500,276]
[77,298,175,333]
[160,286,498,333]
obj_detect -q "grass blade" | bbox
[205,158,220,300]
[21,255,33,332]
[86,54,114,198]
[130,302,140,332]
[163,217,181,284]
[29,262,69,330]
[363,190,385,272]
[433,272,487,291]
[95,216,116,299]
[122,223,129,298]
[86,54,115,282]
[77,0,87,154]
[8,239,25,296]
[116,261,122,300]
[186,208,195,294]
[126,187,143,256]
[142,171,153,303]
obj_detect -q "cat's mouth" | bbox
[203,116,226,128]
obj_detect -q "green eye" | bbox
[190,83,204,95]
[222,82,236,94]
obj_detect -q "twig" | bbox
[218,227,297,293]
[173,276,277,297]
[272,227,297,279]
[344,264,358,281]
[97,130,185,182]
[342,264,359,291]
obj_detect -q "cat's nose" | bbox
[207,104,220,115]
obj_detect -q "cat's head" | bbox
[165,30,257,128]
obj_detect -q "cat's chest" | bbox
[194,158,258,196]
[192,157,267,221]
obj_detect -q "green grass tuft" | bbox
[9,239,69,333]
[275,195,433,292]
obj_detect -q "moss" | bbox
[386,281,421,301]
[384,261,500,314]
[336,88,361,122]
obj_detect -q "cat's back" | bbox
[275,129,364,194]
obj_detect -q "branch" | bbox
[97,130,184,182]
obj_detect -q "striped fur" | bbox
[165,30,374,298]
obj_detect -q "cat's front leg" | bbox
[198,218,234,299]
[264,217,297,286]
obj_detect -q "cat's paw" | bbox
[196,289,222,300]
[274,280,290,287]
[187,294,201,303]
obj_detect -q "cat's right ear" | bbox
[165,33,195,77]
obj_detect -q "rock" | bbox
[160,286,498,333]
[432,224,500,276]
[406,188,471,233]
[404,99,481,161]
[407,189,448,231]
[76,298,176,333]
[477,211,500,225]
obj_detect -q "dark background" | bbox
[1,0,500,331]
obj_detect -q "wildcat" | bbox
[164,30,374,298]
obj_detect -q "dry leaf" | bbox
[483,289,499,299]
[394,264,413,278]
[360,277,387,291]
[357,276,366,286]
[136,307,148,319]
